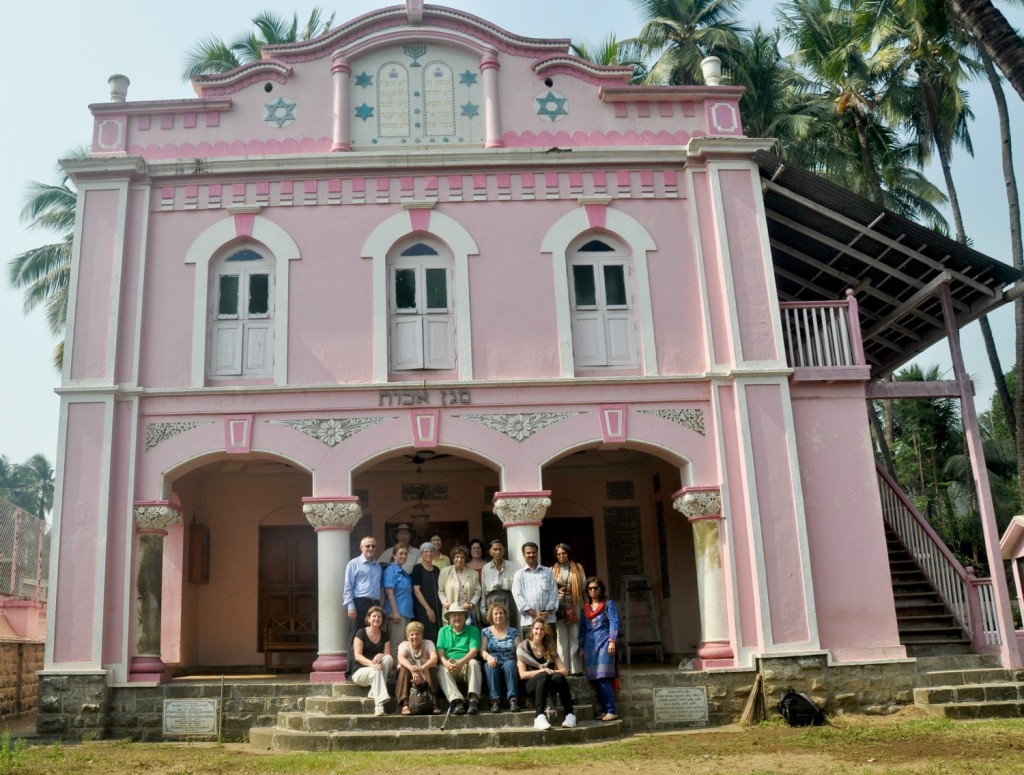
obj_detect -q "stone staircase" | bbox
[885,527,973,656]
[913,655,1024,718]
[249,680,625,751]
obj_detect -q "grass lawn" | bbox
[3,714,1024,774]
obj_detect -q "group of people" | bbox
[341,525,621,726]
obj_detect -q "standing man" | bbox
[380,523,420,571]
[482,539,520,626]
[511,542,557,627]
[344,536,383,672]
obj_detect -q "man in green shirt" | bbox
[436,603,482,714]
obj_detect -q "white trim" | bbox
[92,394,116,668]
[115,394,141,684]
[361,210,479,381]
[184,215,301,387]
[130,186,153,387]
[540,206,658,377]
[104,181,130,383]
[43,398,71,669]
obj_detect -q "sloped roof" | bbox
[755,151,1022,377]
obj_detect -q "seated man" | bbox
[435,603,483,714]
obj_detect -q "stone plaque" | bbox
[654,686,709,724]
[163,699,219,736]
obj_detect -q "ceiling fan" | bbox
[404,449,453,465]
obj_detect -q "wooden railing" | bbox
[780,289,866,372]
[876,466,1000,651]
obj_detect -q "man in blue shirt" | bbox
[344,536,383,672]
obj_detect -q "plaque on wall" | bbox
[603,507,643,595]
[402,483,448,501]
[653,686,709,724]
[163,699,219,736]
[606,481,635,500]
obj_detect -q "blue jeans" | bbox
[484,658,518,700]
[592,678,616,715]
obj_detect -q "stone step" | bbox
[914,682,1024,705]
[919,699,1024,719]
[304,695,377,715]
[279,708,540,733]
[899,627,970,641]
[905,641,975,657]
[250,718,624,752]
[915,654,1001,671]
[917,667,1024,687]
[894,602,951,617]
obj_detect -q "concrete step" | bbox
[915,654,1001,671]
[279,708,540,733]
[905,641,974,657]
[249,717,624,752]
[919,699,1024,719]
[914,682,1024,705]
[917,667,1024,687]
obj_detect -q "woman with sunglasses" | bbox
[578,576,619,721]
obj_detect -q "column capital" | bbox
[302,496,362,530]
[672,485,722,520]
[133,501,182,533]
[492,491,551,526]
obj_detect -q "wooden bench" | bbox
[263,615,318,673]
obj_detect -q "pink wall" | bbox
[70,190,118,381]
[791,384,904,660]
[692,171,733,368]
[100,401,132,667]
[113,189,146,385]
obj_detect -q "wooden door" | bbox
[258,526,317,652]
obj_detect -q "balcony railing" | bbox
[780,290,868,379]
[877,466,1000,652]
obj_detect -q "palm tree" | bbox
[731,26,811,143]
[7,156,81,371]
[0,454,54,519]
[182,8,336,80]
[570,34,649,83]
[630,0,746,85]
[947,0,1024,103]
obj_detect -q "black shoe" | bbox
[453,700,466,715]
[509,698,520,713]
[468,698,480,715]
[491,700,501,713]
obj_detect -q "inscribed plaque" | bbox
[163,699,219,736]
[653,686,709,724]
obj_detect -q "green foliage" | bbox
[0,453,55,519]
[0,730,26,775]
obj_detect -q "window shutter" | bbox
[391,315,425,370]
[211,322,243,375]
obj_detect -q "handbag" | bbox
[409,681,434,715]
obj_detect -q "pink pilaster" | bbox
[481,53,503,148]
[332,55,352,152]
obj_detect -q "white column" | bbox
[303,496,362,682]
[331,54,352,152]
[673,485,734,666]
[480,51,503,149]
[129,500,182,683]
[492,491,551,561]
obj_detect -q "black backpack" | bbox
[777,688,826,727]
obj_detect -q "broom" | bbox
[739,673,763,726]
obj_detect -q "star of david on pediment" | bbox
[459,70,477,85]
[354,71,373,88]
[354,103,375,121]
[536,91,568,121]
[264,97,296,128]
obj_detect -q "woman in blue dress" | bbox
[578,576,619,721]
[480,601,521,712]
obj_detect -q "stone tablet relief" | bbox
[163,699,219,736]
[377,62,411,139]
[654,686,709,724]
[423,61,456,137]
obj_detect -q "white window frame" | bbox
[388,243,456,371]
[208,247,275,378]
[567,241,638,368]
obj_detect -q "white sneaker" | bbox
[562,712,577,728]
[534,714,552,730]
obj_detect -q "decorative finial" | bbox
[406,0,424,25]
[699,57,722,87]
[108,74,130,102]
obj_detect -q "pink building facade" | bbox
[43,3,1021,733]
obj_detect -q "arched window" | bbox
[567,236,638,368]
[208,246,275,377]
[387,239,455,371]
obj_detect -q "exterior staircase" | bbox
[249,680,625,751]
[885,526,973,657]
[913,655,1024,718]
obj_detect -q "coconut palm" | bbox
[630,0,746,85]
[947,0,1024,103]
[571,34,649,83]
[182,8,336,80]
[7,155,81,371]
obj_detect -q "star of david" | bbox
[459,70,478,85]
[354,71,373,88]
[536,91,568,121]
[264,97,296,128]
[354,103,375,121]
[460,102,479,118]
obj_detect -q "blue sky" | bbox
[1,1,1021,467]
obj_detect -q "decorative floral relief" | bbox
[457,412,580,442]
[639,408,706,436]
[273,417,390,447]
[133,504,182,531]
[673,490,722,519]
[493,496,552,525]
[303,501,363,529]
[145,422,212,451]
